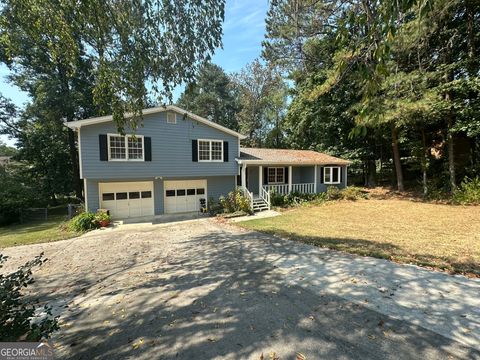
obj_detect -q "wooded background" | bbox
[0,0,478,222]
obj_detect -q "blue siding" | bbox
[247,167,259,194]
[299,166,314,183]
[207,176,237,202]
[85,179,99,211]
[85,175,235,215]
[315,165,347,192]
[80,111,239,179]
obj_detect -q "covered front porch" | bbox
[241,164,318,197]
[236,147,350,212]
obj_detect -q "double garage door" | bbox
[164,180,207,214]
[99,180,208,218]
[99,182,154,219]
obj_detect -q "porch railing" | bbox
[263,184,289,195]
[292,183,315,194]
[263,183,315,195]
[239,186,254,211]
[260,186,271,210]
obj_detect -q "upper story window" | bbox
[268,167,284,184]
[198,139,223,162]
[167,112,177,124]
[324,166,341,184]
[108,134,144,161]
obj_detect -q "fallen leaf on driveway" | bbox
[132,338,144,349]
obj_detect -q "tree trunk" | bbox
[391,124,404,192]
[367,159,376,187]
[447,113,456,191]
[421,128,428,196]
[465,0,476,77]
[57,61,83,200]
[275,114,280,148]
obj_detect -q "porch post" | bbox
[259,165,263,194]
[288,165,292,193]
[314,165,317,193]
[241,164,247,189]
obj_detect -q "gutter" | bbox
[235,159,352,166]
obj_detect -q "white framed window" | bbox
[108,134,144,161]
[167,112,177,124]
[198,139,223,162]
[268,167,285,184]
[324,166,341,184]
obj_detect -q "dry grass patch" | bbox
[239,200,480,276]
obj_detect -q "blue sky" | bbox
[0,0,269,146]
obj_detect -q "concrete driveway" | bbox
[1,219,479,359]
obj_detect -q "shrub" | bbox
[453,177,480,205]
[270,191,326,208]
[341,186,368,201]
[326,186,342,200]
[270,192,285,207]
[0,253,59,341]
[68,212,99,232]
[95,211,111,227]
[208,201,224,216]
[219,189,252,214]
[284,192,317,206]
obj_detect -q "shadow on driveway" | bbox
[6,222,480,359]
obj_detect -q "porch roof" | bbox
[238,148,351,165]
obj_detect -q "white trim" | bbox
[314,165,317,193]
[236,159,350,166]
[107,133,145,162]
[167,112,177,124]
[241,164,247,188]
[288,165,292,193]
[324,166,341,185]
[78,128,83,179]
[64,105,247,139]
[267,167,285,185]
[83,178,88,211]
[258,165,263,195]
[197,139,224,162]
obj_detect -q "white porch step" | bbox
[252,198,269,212]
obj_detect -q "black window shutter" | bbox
[192,140,198,162]
[223,141,229,162]
[284,167,289,184]
[320,166,324,184]
[340,166,343,183]
[263,167,268,185]
[144,137,152,161]
[99,134,108,161]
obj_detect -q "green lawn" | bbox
[0,215,77,248]
[239,199,480,276]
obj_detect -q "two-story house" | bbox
[66,105,350,219]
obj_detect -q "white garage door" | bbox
[164,180,207,214]
[99,181,154,219]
